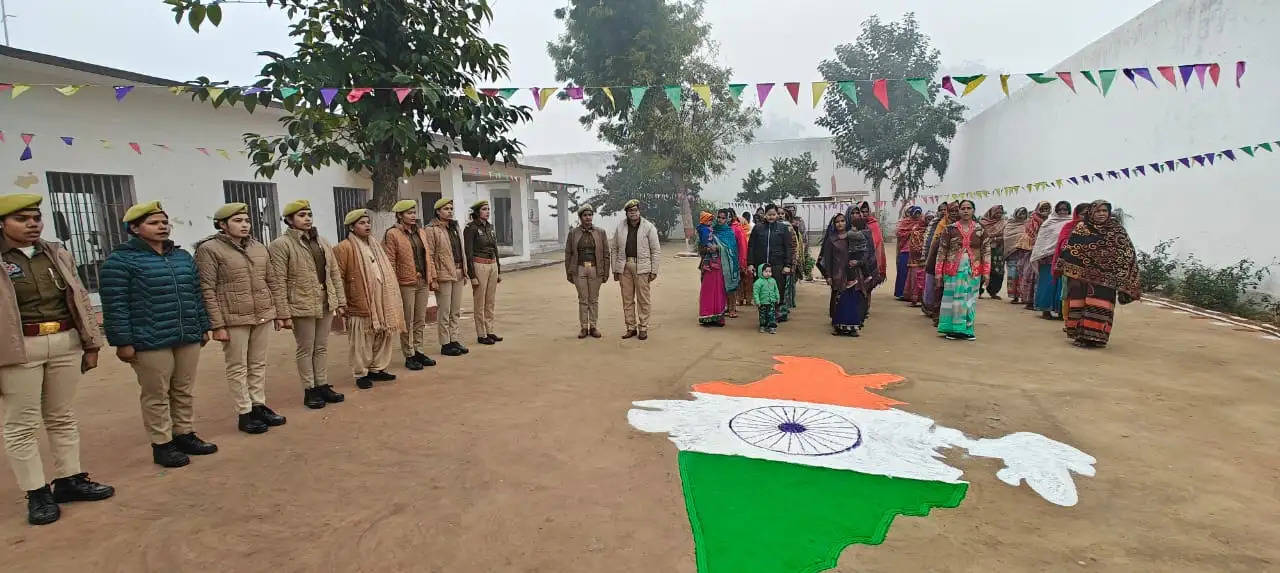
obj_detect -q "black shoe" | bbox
[356,376,373,390]
[622,330,637,339]
[238,413,269,434]
[405,356,424,371]
[152,441,190,468]
[51,473,115,503]
[25,486,59,526]
[441,343,464,357]
[252,404,286,426]
[173,432,218,456]
[589,328,602,339]
[638,331,648,341]
[478,336,495,345]
[850,328,861,338]
[413,352,436,367]
[317,384,345,403]
[486,334,503,343]
[368,370,396,381]
[303,387,326,409]
[456,342,470,354]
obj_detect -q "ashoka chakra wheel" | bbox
[729,405,862,456]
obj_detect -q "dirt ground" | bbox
[2,247,1278,572]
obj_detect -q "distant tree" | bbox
[589,149,702,239]
[735,152,820,205]
[164,0,531,210]
[816,13,965,202]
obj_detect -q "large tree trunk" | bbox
[674,172,696,254]
[367,147,400,236]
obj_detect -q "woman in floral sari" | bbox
[1013,201,1052,307]
[894,206,924,300]
[697,211,740,326]
[934,200,991,340]
[1001,207,1030,303]
[818,213,872,336]
[978,205,1007,299]
[1028,201,1073,318]
[904,209,931,306]
[1056,201,1140,348]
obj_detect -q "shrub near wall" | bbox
[1138,239,1278,324]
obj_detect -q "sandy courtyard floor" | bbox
[1,248,1277,572]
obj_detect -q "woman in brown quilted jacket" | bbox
[424,198,469,357]
[194,203,286,434]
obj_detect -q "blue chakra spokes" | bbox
[729,405,862,456]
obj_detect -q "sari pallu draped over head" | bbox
[819,218,871,291]
[1002,207,1030,254]
[979,205,1007,242]
[1014,201,1050,252]
[1051,203,1090,276]
[1055,200,1141,300]
[712,210,741,292]
[1029,201,1074,264]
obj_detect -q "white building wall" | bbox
[938,0,1280,292]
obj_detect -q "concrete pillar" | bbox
[440,165,473,214]
[557,188,569,242]
[510,175,532,258]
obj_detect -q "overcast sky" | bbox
[5,0,1159,154]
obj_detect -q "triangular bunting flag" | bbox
[755,83,773,107]
[197,147,209,156]
[280,87,300,99]
[114,85,134,102]
[498,87,519,100]
[1192,155,1205,166]
[1056,72,1076,93]
[10,84,29,99]
[480,88,499,98]
[320,88,339,107]
[1098,69,1117,96]
[693,84,712,109]
[941,76,956,96]
[1150,163,1161,173]
[537,87,559,110]
[903,78,929,100]
[810,82,828,108]
[630,86,648,111]
[1178,65,1195,88]
[1121,168,1130,178]
[1241,146,1254,157]
[1166,160,1176,171]
[837,81,857,105]
[1094,172,1103,181]
[1026,73,1057,84]
[393,87,413,103]
[1123,68,1136,87]
[1068,177,1078,185]
[19,146,31,161]
[1157,66,1178,87]
[168,86,188,96]
[129,142,142,155]
[957,75,986,96]
[1208,63,1221,86]
[1179,158,1191,168]
[1080,71,1100,91]
[1135,165,1145,176]
[1235,61,1246,87]
[1205,153,1215,165]
[872,79,889,110]
[663,85,682,111]
[1193,64,1209,88]
[600,87,615,108]
[1259,142,1274,153]
[999,74,1010,96]
[242,87,266,95]
[348,87,373,103]
[217,149,231,160]
[99,140,112,149]
[56,85,82,96]
[61,136,73,146]
[1134,67,1157,88]
[207,87,225,101]
[566,86,585,100]
[1107,170,1118,180]
[154,144,172,151]
[0,83,9,93]
[728,84,746,100]
[1222,149,1236,161]
[783,82,800,104]
[20,133,32,145]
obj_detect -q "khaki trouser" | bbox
[399,281,431,357]
[292,311,334,389]
[132,343,202,445]
[574,264,602,329]
[0,330,82,491]
[620,259,652,331]
[472,262,499,338]
[435,278,465,345]
[348,315,393,379]
[221,322,270,415]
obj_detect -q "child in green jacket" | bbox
[753,264,780,334]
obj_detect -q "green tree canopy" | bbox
[591,149,702,239]
[164,0,531,210]
[816,13,964,202]
[735,152,820,205]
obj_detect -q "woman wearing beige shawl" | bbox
[334,209,406,390]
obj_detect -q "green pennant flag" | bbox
[1025,73,1057,84]
[952,75,982,85]
[904,78,930,100]
[279,87,300,99]
[1259,142,1274,152]
[497,87,519,100]
[630,86,649,111]
[1241,145,1255,157]
[1080,71,1100,91]
[729,84,747,100]
[1098,69,1117,96]
[837,81,858,105]
[663,85,682,111]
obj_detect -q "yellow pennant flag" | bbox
[56,85,83,96]
[1000,74,1010,96]
[600,87,616,108]
[207,88,226,101]
[99,139,112,149]
[961,75,986,96]
[168,86,188,96]
[464,85,480,103]
[11,84,30,99]
[216,149,231,160]
[691,84,712,108]
[811,81,829,108]
[536,87,558,110]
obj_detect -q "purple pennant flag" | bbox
[1192,155,1205,166]
[1179,157,1191,168]
[567,86,585,100]
[1178,65,1195,88]
[1122,68,1136,87]
[320,88,339,107]
[1136,165,1146,176]
[1134,67,1157,88]
[1068,176,1079,185]
[60,136,73,145]
[1194,64,1209,88]
[1166,160,1176,171]
[756,83,774,107]
[114,85,134,102]
[1094,172,1103,181]
[1151,162,1162,173]
[1081,174,1090,183]
[1122,168,1131,178]
[19,146,32,161]
[1107,170,1118,179]
[1236,61,1246,87]
[1205,153,1215,165]
[1222,149,1236,161]
[243,87,265,95]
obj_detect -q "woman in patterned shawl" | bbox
[920,203,949,315]
[1055,200,1140,348]
[817,213,871,336]
[1028,201,1074,318]
[697,212,730,326]
[934,200,991,340]
[1011,201,1051,306]
[894,206,924,300]
[1001,207,1030,303]
[904,208,931,307]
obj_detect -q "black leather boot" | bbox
[413,352,436,367]
[25,486,59,526]
[477,336,495,345]
[152,441,190,468]
[441,343,464,357]
[486,334,503,343]
[368,370,396,381]
[51,472,115,503]
[303,387,326,409]
[455,342,470,354]
[238,413,269,434]
[404,356,424,370]
[173,432,218,455]
[356,376,373,390]
[252,404,287,426]
[316,384,345,403]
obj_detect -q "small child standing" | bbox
[753,264,780,334]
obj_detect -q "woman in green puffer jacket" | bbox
[99,201,216,469]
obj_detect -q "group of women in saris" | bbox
[696,210,746,326]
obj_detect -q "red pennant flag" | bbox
[941,76,956,96]
[1157,66,1178,87]
[784,82,800,104]
[393,87,412,103]
[197,147,210,156]
[129,142,142,155]
[1056,72,1076,93]
[1208,63,1221,86]
[346,87,373,102]
[0,130,5,142]
[21,133,33,145]
[872,79,889,110]
[481,88,499,98]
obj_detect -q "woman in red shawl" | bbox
[894,206,924,300]
[1055,200,1140,348]
[858,201,888,281]
[1051,203,1091,317]
[1010,201,1051,306]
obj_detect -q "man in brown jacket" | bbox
[424,198,469,357]
[383,199,437,370]
[334,209,405,390]
[195,203,285,435]
[266,200,347,409]
[564,204,610,339]
[1,193,114,526]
